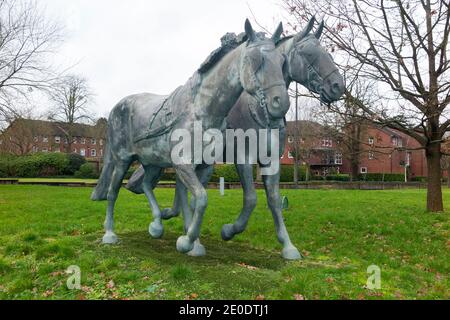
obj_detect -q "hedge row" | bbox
[0,153,87,178]
[358,173,406,182]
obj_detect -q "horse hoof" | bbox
[102,232,119,245]
[161,208,177,220]
[282,246,302,261]
[176,236,194,253]
[149,222,164,239]
[221,224,235,241]
[188,242,206,257]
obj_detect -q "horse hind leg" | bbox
[221,163,257,241]
[262,171,302,260]
[142,166,165,239]
[103,161,130,244]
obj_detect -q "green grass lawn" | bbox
[0,185,448,300]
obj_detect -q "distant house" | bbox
[281,121,343,176]
[0,118,107,162]
[280,120,429,179]
[340,124,428,179]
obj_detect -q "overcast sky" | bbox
[40,0,288,118]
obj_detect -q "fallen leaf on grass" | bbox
[256,295,265,301]
[107,280,115,290]
[293,294,305,300]
[237,263,258,271]
[43,290,54,298]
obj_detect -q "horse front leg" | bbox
[174,165,208,255]
[221,163,257,241]
[103,161,130,244]
[262,168,302,260]
[175,179,206,257]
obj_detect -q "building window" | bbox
[32,146,38,153]
[368,137,374,145]
[42,148,48,153]
[81,138,86,145]
[100,139,103,146]
[55,136,61,143]
[64,138,68,144]
[335,153,343,165]
[80,148,86,157]
[100,149,103,157]
[73,137,78,144]
[288,151,294,159]
[34,136,39,142]
[43,136,48,143]
[360,167,368,174]
[91,138,97,145]
[73,148,77,154]
[369,151,375,160]
[288,136,294,144]
[392,137,403,147]
[322,139,333,147]
[91,149,97,157]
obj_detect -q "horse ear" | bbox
[315,21,325,39]
[272,22,284,44]
[294,16,316,43]
[245,19,256,42]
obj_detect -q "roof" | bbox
[5,118,107,139]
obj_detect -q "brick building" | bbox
[0,118,107,162]
[281,121,343,176]
[340,125,428,179]
[281,120,428,179]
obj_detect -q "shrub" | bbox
[74,163,98,179]
[325,174,351,182]
[359,173,405,182]
[411,176,427,183]
[12,153,69,178]
[65,153,86,175]
[211,165,241,182]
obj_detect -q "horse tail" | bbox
[91,143,114,201]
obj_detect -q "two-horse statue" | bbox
[92,18,345,260]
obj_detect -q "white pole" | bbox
[220,177,225,196]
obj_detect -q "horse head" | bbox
[239,19,290,120]
[287,17,345,104]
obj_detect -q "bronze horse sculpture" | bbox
[92,20,290,256]
[127,17,345,260]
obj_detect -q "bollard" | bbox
[220,177,225,196]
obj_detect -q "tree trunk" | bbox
[426,143,444,212]
[447,168,450,189]
[293,159,299,185]
[350,161,359,182]
[305,165,310,182]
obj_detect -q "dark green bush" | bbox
[65,153,86,175]
[211,165,241,182]
[325,174,351,182]
[359,173,405,182]
[11,153,69,177]
[74,163,98,179]
[411,176,427,182]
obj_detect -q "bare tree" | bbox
[283,0,450,212]
[48,75,94,153]
[0,0,62,129]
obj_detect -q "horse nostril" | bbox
[273,96,281,108]
[332,83,340,92]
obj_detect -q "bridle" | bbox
[290,37,339,95]
[243,47,286,129]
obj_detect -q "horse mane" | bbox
[276,35,293,47]
[198,32,267,74]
